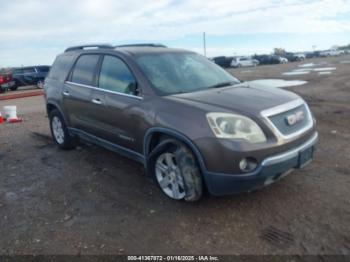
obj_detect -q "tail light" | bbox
[0,76,3,84]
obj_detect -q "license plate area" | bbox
[298,146,314,168]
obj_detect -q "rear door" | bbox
[63,54,101,133]
[22,67,37,85]
[88,54,143,151]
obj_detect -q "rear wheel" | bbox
[37,80,44,89]
[10,82,18,91]
[49,109,76,149]
[149,139,203,201]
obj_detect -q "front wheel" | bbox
[149,139,203,201]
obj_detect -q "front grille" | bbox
[268,104,311,136]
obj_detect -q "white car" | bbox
[320,49,342,57]
[294,53,306,60]
[230,57,259,68]
[278,57,288,64]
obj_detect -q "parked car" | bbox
[0,73,15,93]
[284,52,305,62]
[253,55,282,65]
[320,49,342,57]
[11,65,51,90]
[294,53,306,60]
[305,51,321,59]
[45,44,318,201]
[278,56,288,63]
[211,56,234,68]
[230,56,259,68]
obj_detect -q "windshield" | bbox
[135,52,240,95]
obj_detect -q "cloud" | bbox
[0,0,349,66]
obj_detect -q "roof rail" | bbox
[65,44,114,52]
[116,43,167,48]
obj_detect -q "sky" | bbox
[0,0,349,67]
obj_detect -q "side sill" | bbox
[68,128,145,164]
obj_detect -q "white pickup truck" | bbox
[320,49,344,57]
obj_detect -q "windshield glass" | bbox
[136,52,240,95]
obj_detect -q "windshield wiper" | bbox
[207,81,237,89]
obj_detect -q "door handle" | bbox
[92,98,102,105]
[63,91,70,96]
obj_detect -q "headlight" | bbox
[206,112,266,143]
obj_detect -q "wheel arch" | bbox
[46,101,70,127]
[143,127,208,177]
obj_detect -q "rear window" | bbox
[71,55,100,86]
[49,54,75,81]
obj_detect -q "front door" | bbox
[88,55,144,152]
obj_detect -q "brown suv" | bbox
[45,44,318,201]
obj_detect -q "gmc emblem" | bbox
[286,111,304,126]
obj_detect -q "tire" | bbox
[49,109,76,150]
[10,81,18,91]
[148,139,203,201]
[37,80,44,89]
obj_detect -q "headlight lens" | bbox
[207,112,266,143]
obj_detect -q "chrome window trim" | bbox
[65,81,143,100]
[262,132,318,166]
[260,98,314,142]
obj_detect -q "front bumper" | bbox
[204,132,318,196]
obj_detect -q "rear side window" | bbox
[98,55,136,94]
[71,55,100,86]
[37,66,50,73]
[49,54,75,81]
[12,69,23,75]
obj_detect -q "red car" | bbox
[0,73,15,93]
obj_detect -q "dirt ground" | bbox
[0,55,349,255]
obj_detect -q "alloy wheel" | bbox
[155,152,186,200]
[52,116,65,144]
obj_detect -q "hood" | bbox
[168,82,300,116]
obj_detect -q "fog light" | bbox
[239,158,258,172]
[239,158,248,171]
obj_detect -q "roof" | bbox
[64,43,193,56]
[115,46,192,56]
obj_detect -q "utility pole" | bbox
[203,32,207,57]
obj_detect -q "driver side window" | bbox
[99,55,137,95]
